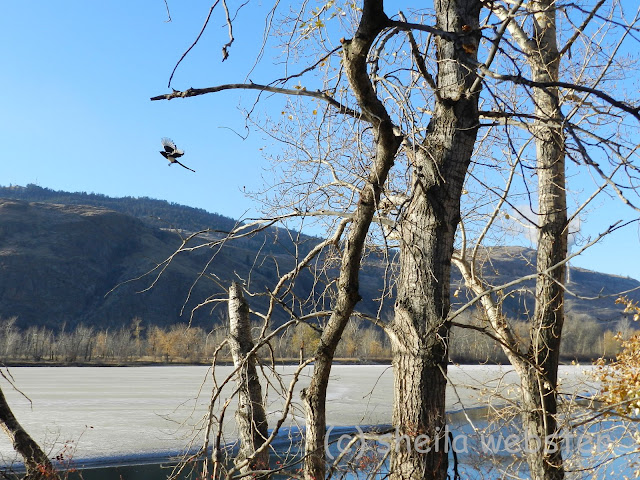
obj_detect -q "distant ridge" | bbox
[0,184,238,233]
[0,185,638,332]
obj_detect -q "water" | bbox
[0,364,601,477]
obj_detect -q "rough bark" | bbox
[525,1,567,478]
[465,1,566,476]
[301,3,402,479]
[388,1,481,478]
[228,282,269,474]
[0,386,58,479]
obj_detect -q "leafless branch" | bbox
[221,0,234,61]
[399,11,438,101]
[151,83,362,119]
[168,1,220,88]
[387,19,457,41]
[559,0,607,56]
[271,46,342,86]
[163,0,172,22]
[450,219,627,322]
[472,59,640,122]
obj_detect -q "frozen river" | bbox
[0,364,595,465]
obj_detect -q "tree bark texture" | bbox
[0,385,58,479]
[525,1,567,478]
[301,2,402,479]
[389,1,480,479]
[228,282,269,474]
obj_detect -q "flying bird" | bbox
[160,138,195,172]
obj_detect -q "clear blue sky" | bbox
[1,2,639,281]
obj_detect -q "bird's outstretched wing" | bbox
[161,137,176,152]
[161,137,184,157]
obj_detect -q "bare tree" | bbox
[491,1,568,477]
[227,282,269,475]
[448,1,640,478]
[384,1,481,476]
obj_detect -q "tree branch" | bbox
[399,11,439,101]
[449,219,626,322]
[472,60,640,122]
[168,1,220,88]
[387,19,457,41]
[151,83,362,119]
[559,0,607,57]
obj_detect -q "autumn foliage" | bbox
[597,297,640,415]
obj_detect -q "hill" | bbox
[0,185,637,332]
[0,197,319,330]
[0,184,238,233]
[0,199,215,329]
[461,246,640,324]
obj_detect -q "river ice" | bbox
[0,364,595,465]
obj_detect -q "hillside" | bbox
[459,246,640,324]
[0,198,316,330]
[0,185,637,332]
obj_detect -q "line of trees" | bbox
[0,313,630,365]
[0,316,387,364]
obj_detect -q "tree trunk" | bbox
[301,2,402,479]
[302,116,401,480]
[389,1,481,477]
[466,1,567,477]
[525,1,567,478]
[228,281,269,474]
[0,386,58,479]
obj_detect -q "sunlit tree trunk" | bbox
[228,281,269,474]
[524,1,567,478]
[301,3,403,479]
[389,1,481,478]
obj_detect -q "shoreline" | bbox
[0,358,393,368]
[0,358,598,368]
[2,413,490,474]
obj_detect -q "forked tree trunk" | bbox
[389,1,481,478]
[525,1,567,478]
[228,282,269,473]
[0,386,58,479]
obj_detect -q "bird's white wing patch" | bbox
[161,137,177,150]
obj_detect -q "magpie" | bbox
[160,138,195,172]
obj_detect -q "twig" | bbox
[163,0,172,22]
[168,1,220,88]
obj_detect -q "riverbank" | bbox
[2,357,601,368]
[0,357,393,368]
